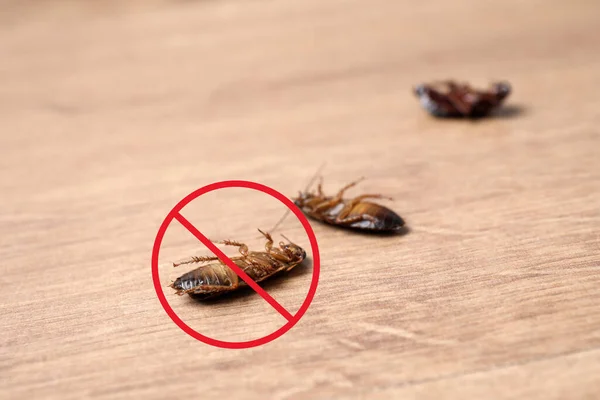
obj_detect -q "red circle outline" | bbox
[151,180,321,349]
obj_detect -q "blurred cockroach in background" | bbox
[170,229,306,300]
[291,177,405,232]
[413,80,511,118]
[271,165,405,233]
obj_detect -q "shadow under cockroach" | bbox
[335,224,411,238]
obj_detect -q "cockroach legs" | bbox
[173,255,220,267]
[334,214,378,227]
[312,197,342,213]
[440,80,462,90]
[174,281,240,296]
[336,194,393,220]
[312,178,366,213]
[446,91,474,115]
[335,177,366,198]
[257,228,274,251]
[352,193,393,202]
[212,239,249,256]
[258,228,292,262]
[173,238,252,267]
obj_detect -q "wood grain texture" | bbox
[1,0,599,398]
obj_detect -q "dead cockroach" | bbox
[291,177,405,232]
[413,80,511,118]
[169,229,306,299]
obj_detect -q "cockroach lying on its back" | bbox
[170,229,306,299]
[292,177,405,232]
[414,80,511,118]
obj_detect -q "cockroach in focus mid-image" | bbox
[413,80,511,118]
[169,229,306,300]
[290,177,406,233]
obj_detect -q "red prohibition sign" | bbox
[152,180,320,349]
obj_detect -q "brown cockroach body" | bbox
[170,229,306,299]
[292,178,405,232]
[414,80,511,118]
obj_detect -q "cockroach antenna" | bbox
[280,233,293,244]
[266,162,327,235]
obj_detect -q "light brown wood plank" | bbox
[1,0,599,398]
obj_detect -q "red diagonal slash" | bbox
[174,212,294,322]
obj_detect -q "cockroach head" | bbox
[293,162,326,208]
[293,190,316,208]
[280,234,307,262]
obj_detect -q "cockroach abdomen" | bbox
[371,210,405,231]
[348,203,405,231]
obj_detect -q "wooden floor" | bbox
[1,0,599,398]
